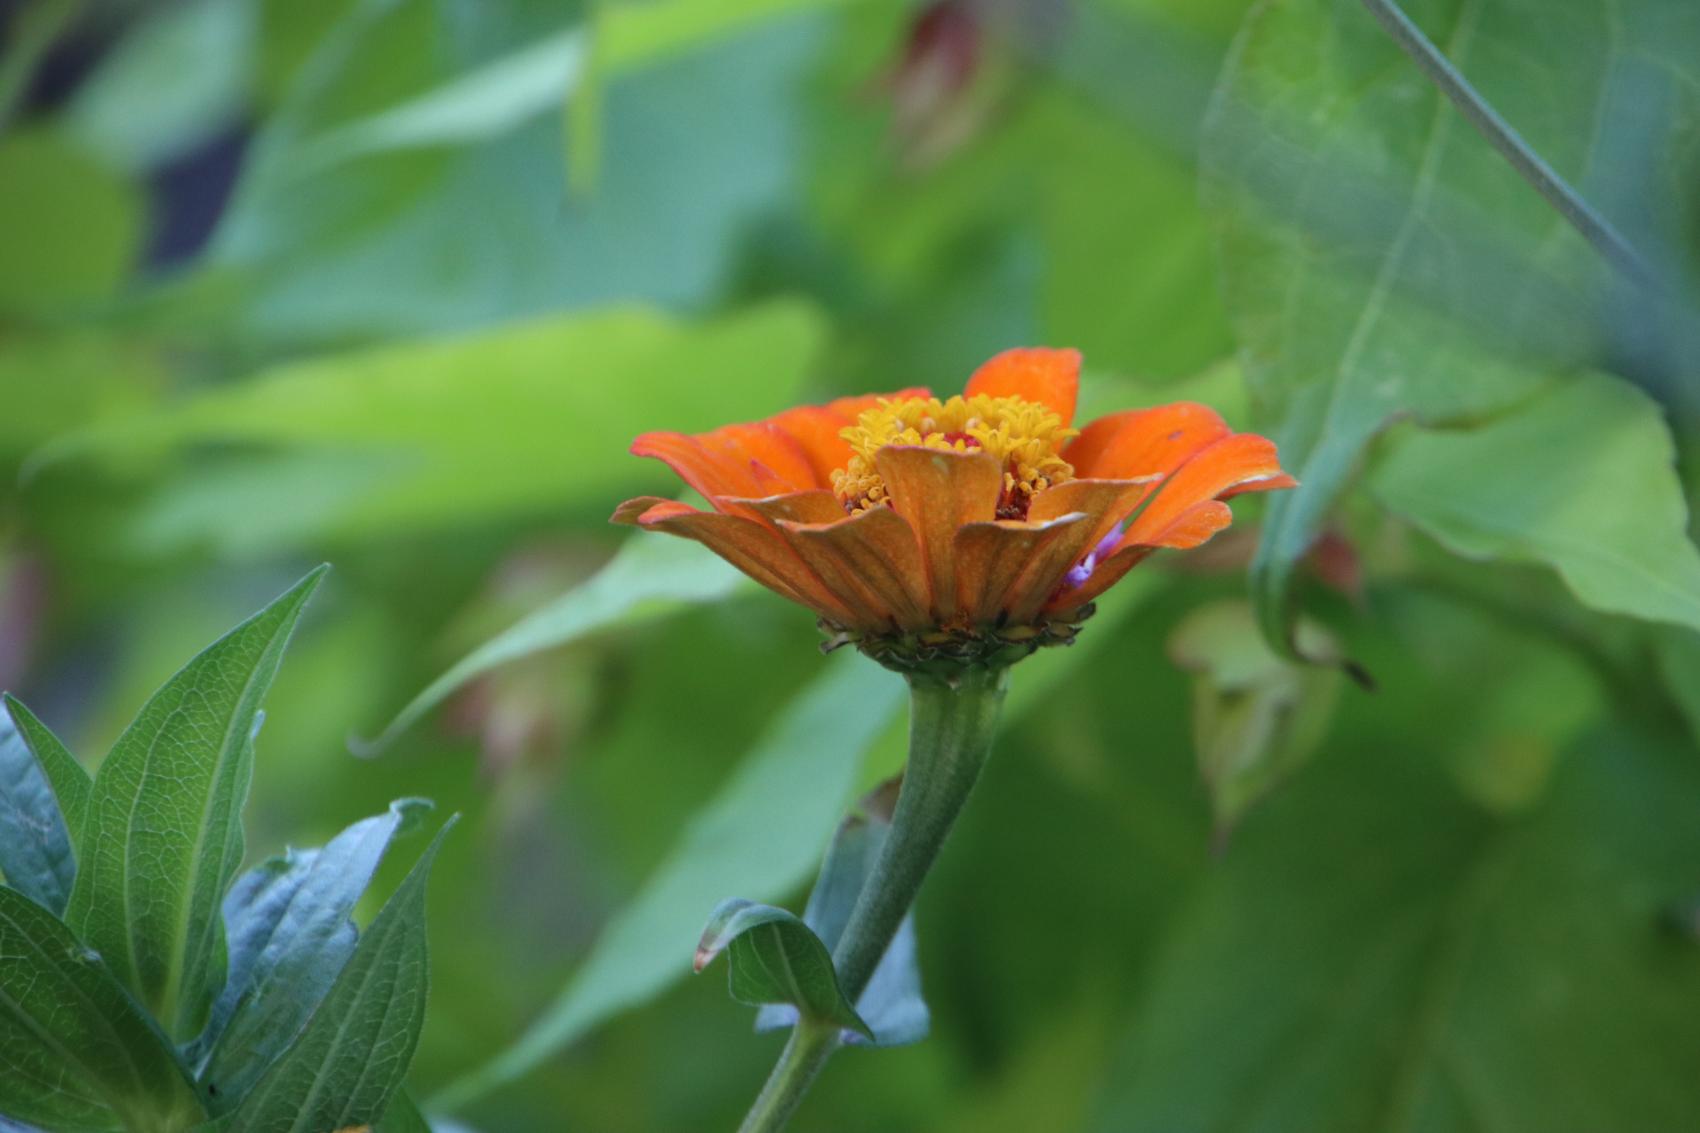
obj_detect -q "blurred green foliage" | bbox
[2,0,1699,1129]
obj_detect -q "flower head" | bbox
[613,348,1295,672]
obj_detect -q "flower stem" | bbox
[736,1022,839,1133]
[736,664,1010,1132]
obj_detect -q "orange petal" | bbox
[1003,478,1160,623]
[955,514,1089,626]
[628,500,858,624]
[874,446,1002,624]
[777,506,932,632]
[611,496,677,525]
[633,421,818,501]
[1121,433,1287,548]
[1065,402,1230,481]
[964,348,1080,425]
[727,490,848,526]
[826,387,931,419]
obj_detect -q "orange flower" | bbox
[613,348,1296,670]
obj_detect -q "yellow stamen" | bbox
[833,393,1077,517]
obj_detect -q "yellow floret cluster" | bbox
[833,393,1077,517]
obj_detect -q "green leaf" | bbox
[63,0,257,172]
[366,532,750,752]
[65,566,328,1040]
[0,697,86,912]
[0,886,204,1133]
[695,897,873,1040]
[430,654,905,1110]
[755,796,929,1046]
[215,819,453,1133]
[193,798,434,1111]
[1,696,90,846]
[1371,373,1700,631]
[47,303,824,555]
[1202,0,1699,654]
[1089,726,1700,1132]
[0,131,142,316]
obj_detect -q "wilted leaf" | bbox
[65,567,327,1040]
[1372,372,1700,631]
[0,886,204,1132]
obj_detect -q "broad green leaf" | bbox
[696,898,874,1040]
[0,131,142,316]
[0,697,86,912]
[216,820,452,1133]
[367,532,750,751]
[1089,726,1700,1132]
[194,798,434,1111]
[0,886,204,1133]
[63,0,257,172]
[1202,0,1700,655]
[1371,373,1700,632]
[430,654,905,1110]
[194,0,828,345]
[755,798,928,1046]
[48,303,824,554]
[1,696,90,844]
[65,567,328,1040]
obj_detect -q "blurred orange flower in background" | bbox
[613,348,1295,667]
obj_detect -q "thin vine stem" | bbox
[1359,0,1653,285]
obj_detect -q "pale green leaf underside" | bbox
[1372,372,1700,632]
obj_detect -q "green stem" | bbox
[736,1022,838,1133]
[1358,0,1651,284]
[736,664,1010,1132]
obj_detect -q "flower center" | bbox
[833,393,1077,518]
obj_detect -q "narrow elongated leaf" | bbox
[1,695,90,845]
[217,819,452,1133]
[0,886,204,1132]
[366,532,749,751]
[755,799,928,1046]
[65,567,328,1040]
[1372,372,1700,631]
[695,898,873,1040]
[194,798,434,1110]
[430,655,904,1109]
[0,699,81,912]
[1203,0,1700,654]
[432,570,1168,1111]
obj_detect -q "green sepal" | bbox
[695,898,874,1043]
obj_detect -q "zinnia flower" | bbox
[613,348,1295,670]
